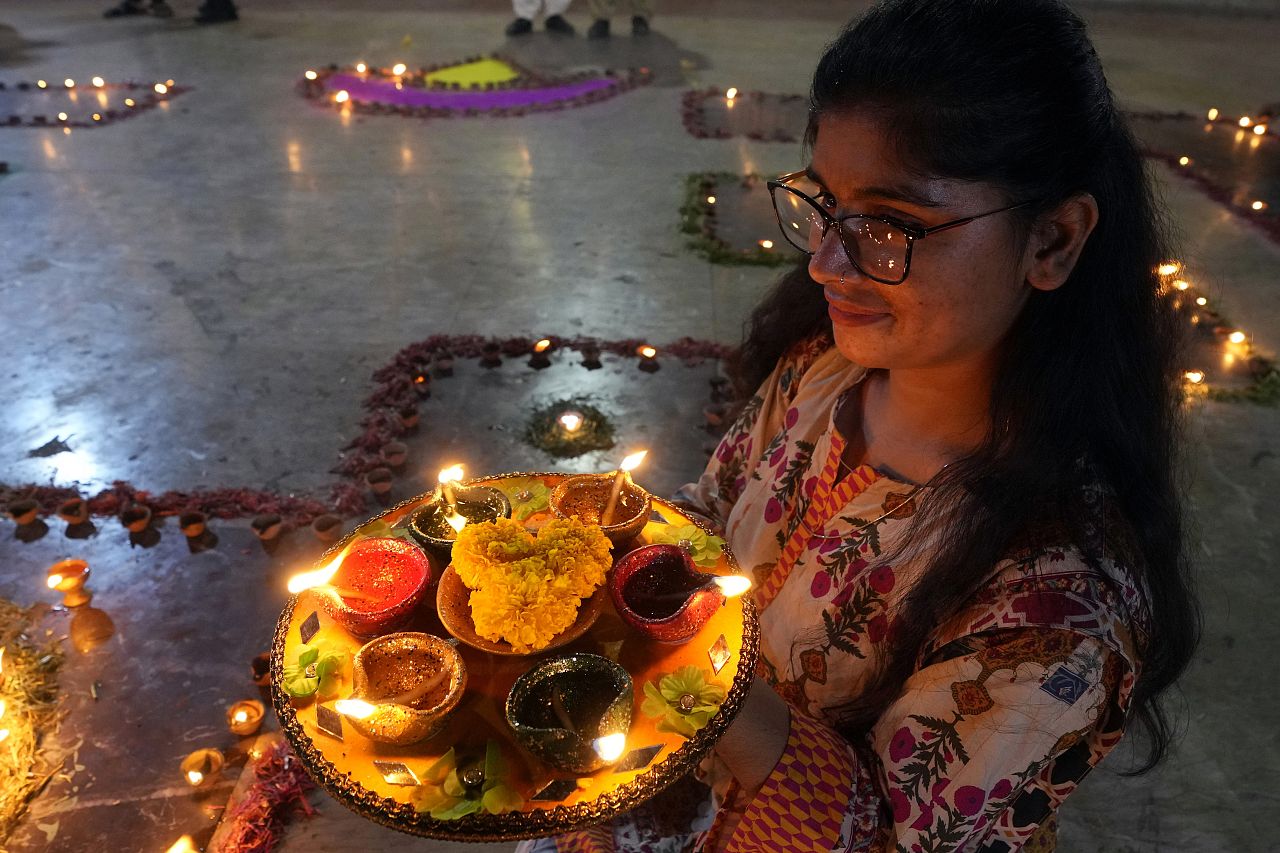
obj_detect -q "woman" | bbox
[533,0,1198,849]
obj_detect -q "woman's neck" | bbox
[854,362,994,483]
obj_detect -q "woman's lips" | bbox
[825,295,890,326]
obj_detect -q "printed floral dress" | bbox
[539,337,1148,853]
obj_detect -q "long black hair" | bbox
[734,0,1198,773]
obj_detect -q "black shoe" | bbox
[150,0,174,17]
[104,0,146,17]
[587,18,610,39]
[505,16,533,36]
[545,14,575,35]
[631,15,650,36]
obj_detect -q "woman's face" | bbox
[807,111,1034,374]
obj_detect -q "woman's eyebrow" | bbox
[804,165,945,209]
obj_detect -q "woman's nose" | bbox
[808,225,852,286]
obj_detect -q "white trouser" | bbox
[513,0,572,18]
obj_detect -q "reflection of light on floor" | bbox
[287,140,301,174]
[41,137,58,162]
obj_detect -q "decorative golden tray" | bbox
[270,473,759,841]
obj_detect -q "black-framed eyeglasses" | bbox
[766,170,1039,285]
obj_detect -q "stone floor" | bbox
[0,2,1277,851]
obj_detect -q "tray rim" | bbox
[270,471,760,842]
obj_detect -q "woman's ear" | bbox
[1025,192,1100,292]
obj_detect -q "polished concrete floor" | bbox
[0,2,1278,851]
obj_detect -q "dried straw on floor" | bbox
[0,599,63,843]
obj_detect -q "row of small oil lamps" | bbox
[1155,260,1257,393]
[0,76,175,128]
[1173,107,1271,214]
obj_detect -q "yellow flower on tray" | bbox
[452,517,613,653]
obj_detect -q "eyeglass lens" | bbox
[771,177,910,282]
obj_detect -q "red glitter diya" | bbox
[320,537,433,637]
[609,544,724,644]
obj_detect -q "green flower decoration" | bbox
[282,643,347,700]
[649,524,725,568]
[413,741,524,820]
[641,665,727,737]
[499,478,551,521]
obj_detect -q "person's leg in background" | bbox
[508,0,576,36]
[543,0,576,36]
[587,0,652,38]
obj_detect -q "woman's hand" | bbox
[712,676,792,793]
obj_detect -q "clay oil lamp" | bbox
[610,545,751,644]
[291,537,433,638]
[433,350,455,377]
[636,345,660,373]
[381,441,408,469]
[46,558,92,608]
[412,370,432,399]
[311,513,343,543]
[580,343,603,370]
[408,466,511,558]
[119,504,152,533]
[365,467,394,502]
[333,632,466,746]
[8,499,39,527]
[480,342,503,368]
[398,406,420,432]
[250,652,272,686]
[549,451,651,546]
[180,748,224,789]
[528,338,553,369]
[505,653,633,774]
[56,498,90,526]
[179,511,207,539]
[251,513,283,542]
[226,699,266,736]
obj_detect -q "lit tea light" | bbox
[64,78,75,88]
[711,575,753,597]
[593,732,627,762]
[91,76,105,88]
[725,87,738,101]
[154,82,168,94]
[304,69,318,80]
[180,748,224,788]
[759,239,774,249]
[334,697,377,719]
[392,62,408,76]
[57,112,68,122]
[602,451,648,526]
[1178,156,1191,166]
[1184,371,1205,384]
[1156,261,1181,277]
[226,699,266,736]
[286,548,348,594]
[165,835,198,853]
[1255,124,1268,136]
[559,411,584,433]
[124,98,135,107]
[529,338,553,369]
[1207,107,1219,121]
[706,195,716,204]
[1239,116,1252,127]
[1195,296,1208,306]
[1228,331,1247,345]
[1172,279,1190,291]
[1252,200,1267,211]
[335,90,350,103]
[355,62,368,73]
[637,345,659,373]
[37,80,47,89]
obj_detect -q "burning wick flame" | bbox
[559,412,583,432]
[334,698,378,719]
[1184,371,1205,384]
[356,62,367,73]
[186,770,204,786]
[233,710,249,724]
[593,732,627,762]
[438,465,465,512]
[335,90,349,103]
[287,549,347,594]
[165,836,198,853]
[621,451,647,472]
[46,574,62,590]
[725,87,738,100]
[1228,331,1246,344]
[438,465,465,484]
[712,575,753,597]
[534,338,552,353]
[638,346,657,359]
[392,63,408,75]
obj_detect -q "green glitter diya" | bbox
[505,653,634,774]
[408,486,512,558]
[336,632,467,746]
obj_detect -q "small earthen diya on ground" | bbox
[549,474,651,545]
[318,537,433,637]
[610,544,725,644]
